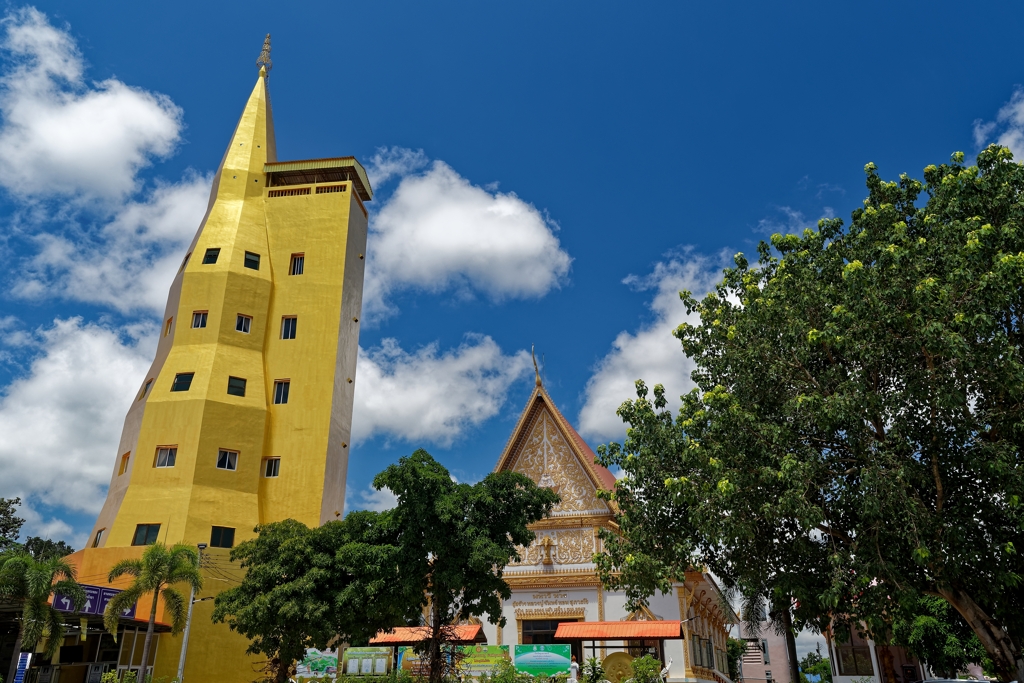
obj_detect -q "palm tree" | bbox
[104,543,202,679]
[0,552,86,683]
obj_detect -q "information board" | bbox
[513,644,572,676]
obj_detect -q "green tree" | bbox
[596,147,1024,681]
[374,449,559,683]
[0,553,86,683]
[799,646,832,683]
[104,543,201,680]
[23,537,75,560]
[891,595,987,679]
[0,498,24,552]
[726,638,746,682]
[213,512,409,683]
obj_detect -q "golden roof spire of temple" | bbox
[256,33,272,75]
[532,344,542,387]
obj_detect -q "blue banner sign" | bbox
[54,584,136,618]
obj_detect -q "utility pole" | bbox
[176,543,206,683]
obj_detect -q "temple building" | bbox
[484,376,735,683]
[53,38,373,683]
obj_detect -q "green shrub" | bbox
[630,655,662,683]
[581,657,604,683]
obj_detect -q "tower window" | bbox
[131,524,161,546]
[264,458,280,477]
[244,251,260,270]
[235,315,251,333]
[210,526,235,548]
[171,373,194,392]
[202,248,220,264]
[273,380,290,404]
[91,528,105,548]
[155,447,177,468]
[281,316,297,339]
[290,254,304,275]
[118,452,131,475]
[138,379,153,401]
[227,376,247,397]
[217,449,238,471]
[179,252,191,271]
[163,317,173,337]
[192,311,208,328]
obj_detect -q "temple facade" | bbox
[484,379,735,683]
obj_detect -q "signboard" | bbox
[53,584,136,618]
[513,645,572,677]
[460,645,510,677]
[12,653,31,683]
[343,647,392,676]
[296,648,338,679]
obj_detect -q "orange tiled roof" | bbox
[370,624,484,645]
[553,621,682,640]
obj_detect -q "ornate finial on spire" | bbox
[256,34,272,74]
[532,344,542,387]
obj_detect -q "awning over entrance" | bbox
[553,621,682,640]
[369,624,485,646]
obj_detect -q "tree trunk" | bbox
[780,606,801,683]
[428,597,447,683]
[5,623,24,683]
[274,654,290,683]
[936,584,1022,683]
[137,588,160,683]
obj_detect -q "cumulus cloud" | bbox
[0,7,183,201]
[346,485,399,514]
[578,254,723,441]
[364,157,572,321]
[353,334,532,446]
[755,205,834,237]
[974,87,1024,160]
[0,318,155,524]
[15,172,210,313]
[365,146,428,188]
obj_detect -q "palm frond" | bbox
[104,585,145,635]
[107,558,143,582]
[161,587,188,634]
[41,606,66,660]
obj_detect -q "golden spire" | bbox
[532,345,542,387]
[256,33,272,74]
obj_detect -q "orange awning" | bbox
[370,624,485,646]
[554,621,682,640]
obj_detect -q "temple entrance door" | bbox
[521,620,583,664]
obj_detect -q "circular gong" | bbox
[603,652,634,683]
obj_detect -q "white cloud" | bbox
[15,172,211,313]
[973,87,1024,160]
[352,334,532,446]
[0,7,183,201]
[365,146,428,188]
[0,317,155,521]
[578,254,723,441]
[364,158,572,321]
[346,485,398,514]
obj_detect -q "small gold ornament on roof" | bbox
[256,34,272,73]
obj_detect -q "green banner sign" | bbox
[460,645,511,677]
[296,649,338,679]
[513,644,572,677]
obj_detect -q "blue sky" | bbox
[2,0,1024,558]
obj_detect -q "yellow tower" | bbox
[67,37,372,681]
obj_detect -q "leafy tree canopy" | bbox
[0,497,24,551]
[891,595,988,679]
[597,146,1024,681]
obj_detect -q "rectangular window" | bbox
[273,380,290,404]
[163,317,173,337]
[192,311,208,329]
[202,248,220,264]
[118,452,130,475]
[131,524,161,546]
[235,314,251,333]
[281,316,297,339]
[290,253,304,275]
[138,379,153,401]
[762,640,769,664]
[217,449,238,471]
[244,251,260,270]
[171,373,194,392]
[91,528,104,548]
[179,252,191,271]
[227,376,247,397]
[210,526,236,548]
[837,647,874,676]
[264,458,280,477]
[765,672,772,682]
[155,447,177,468]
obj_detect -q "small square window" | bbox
[163,317,173,337]
[210,526,236,548]
[217,449,238,471]
[179,252,191,272]
[131,524,161,546]
[155,447,177,468]
[138,379,153,401]
[192,311,208,329]
[227,376,247,397]
[91,528,104,548]
[281,316,296,340]
[235,315,251,333]
[290,254,304,275]
[118,452,130,475]
[171,373,194,392]
[244,251,260,270]
[202,248,220,264]
[273,380,290,405]
[264,458,280,477]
